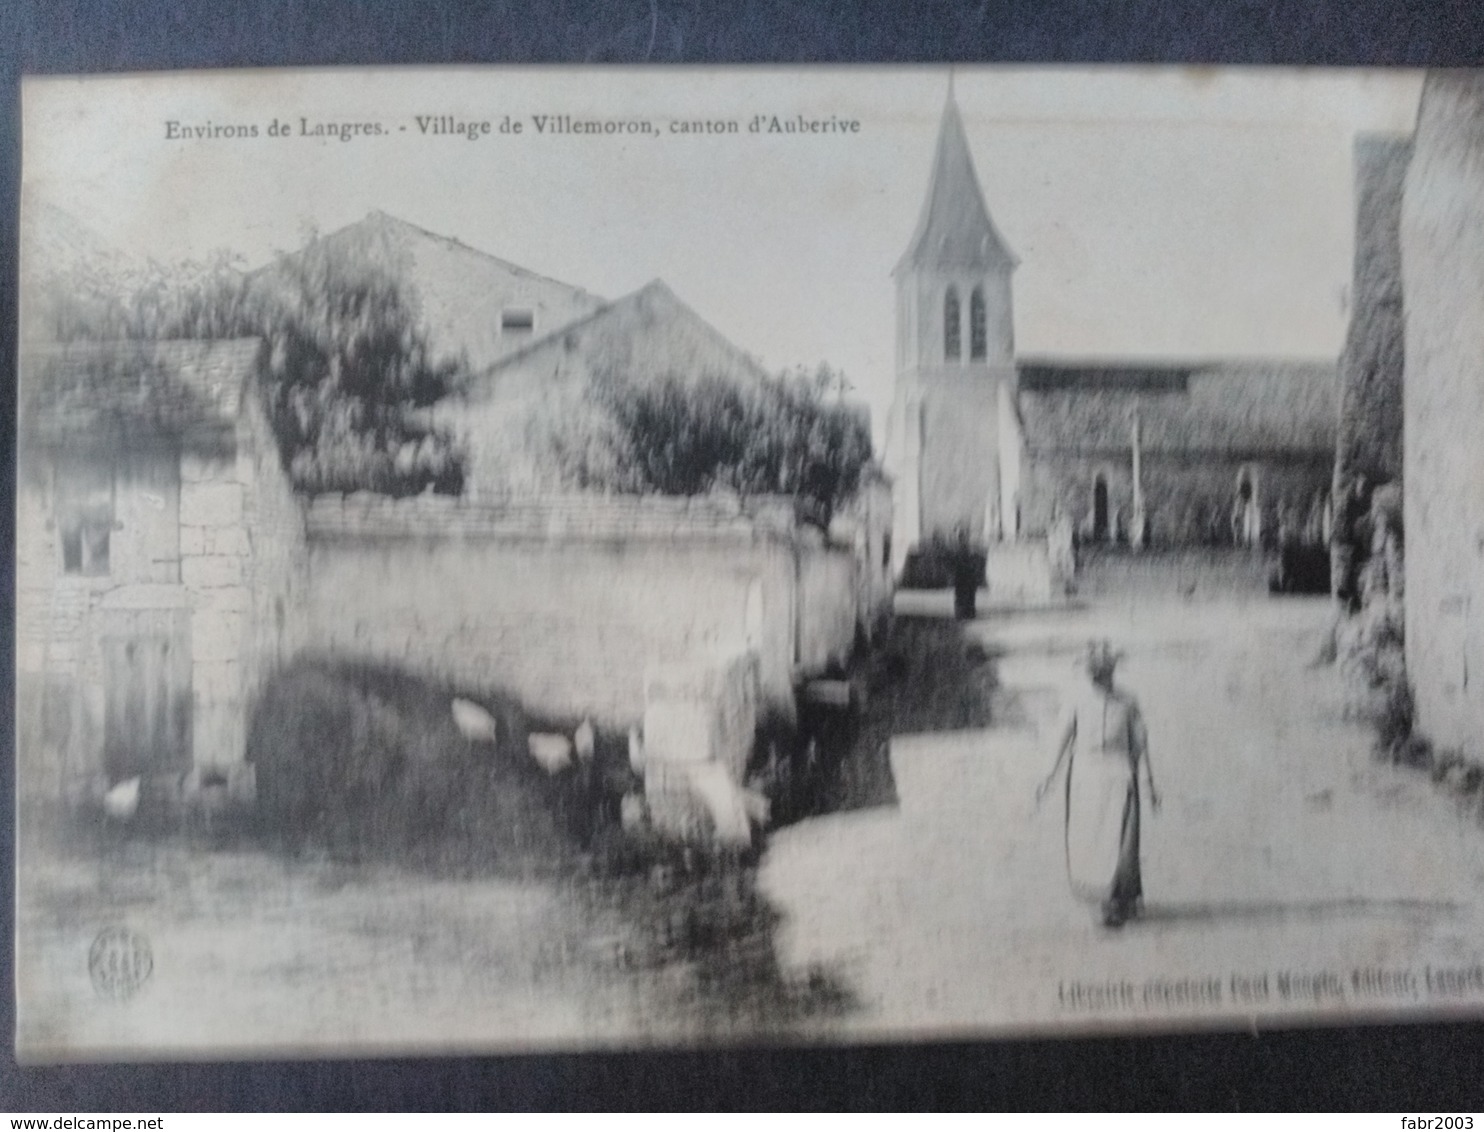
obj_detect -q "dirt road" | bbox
[760,594,1484,1036]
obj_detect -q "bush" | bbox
[1336,592,1414,759]
[249,659,633,873]
[554,364,874,523]
[249,662,473,852]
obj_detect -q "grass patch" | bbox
[244,656,853,1031]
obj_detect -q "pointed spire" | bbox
[895,85,1017,276]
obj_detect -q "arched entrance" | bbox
[1092,474,1109,542]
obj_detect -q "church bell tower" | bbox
[886,85,1019,567]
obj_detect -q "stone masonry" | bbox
[1402,70,1484,762]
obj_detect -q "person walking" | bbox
[1036,640,1160,928]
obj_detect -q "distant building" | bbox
[271,213,776,499]
[442,278,770,499]
[1016,360,1336,548]
[255,211,606,371]
[884,91,1342,572]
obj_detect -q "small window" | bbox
[944,287,961,361]
[500,308,535,336]
[970,287,987,360]
[56,458,113,576]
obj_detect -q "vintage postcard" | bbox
[14,64,1484,1060]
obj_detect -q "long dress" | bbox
[1059,686,1147,914]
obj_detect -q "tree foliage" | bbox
[43,239,467,496]
[557,362,874,520]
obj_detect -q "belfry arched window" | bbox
[970,286,987,360]
[944,287,962,361]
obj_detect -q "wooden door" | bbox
[101,607,192,782]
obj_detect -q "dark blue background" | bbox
[3,0,1483,1110]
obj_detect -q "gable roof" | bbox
[472,278,769,392]
[895,93,1018,277]
[1016,360,1338,456]
[20,338,263,452]
[253,212,605,370]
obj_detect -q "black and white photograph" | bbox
[14,64,1484,1060]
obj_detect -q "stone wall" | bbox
[1022,450,1332,546]
[884,393,923,575]
[237,386,310,753]
[796,546,857,674]
[1075,546,1274,599]
[838,476,895,640]
[1402,70,1484,761]
[301,494,859,730]
[180,389,306,776]
[1337,134,1411,491]
[984,541,1054,603]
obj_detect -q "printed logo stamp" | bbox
[89,927,153,1000]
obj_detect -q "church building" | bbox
[885,90,1340,581]
[884,91,1021,560]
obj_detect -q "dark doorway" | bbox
[1092,474,1109,542]
[101,607,192,783]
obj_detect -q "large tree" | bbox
[43,238,467,496]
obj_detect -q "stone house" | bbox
[438,278,771,500]
[18,216,890,831]
[17,338,304,804]
[252,211,605,372]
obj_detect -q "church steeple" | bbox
[895,90,1017,276]
[886,81,1023,560]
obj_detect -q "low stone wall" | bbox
[1074,546,1274,599]
[797,546,858,674]
[985,541,1054,603]
[642,651,761,842]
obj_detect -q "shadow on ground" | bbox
[771,610,1003,824]
[1133,896,1461,927]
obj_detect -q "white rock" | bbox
[627,727,645,773]
[741,787,771,827]
[620,793,647,831]
[574,719,595,762]
[683,762,753,847]
[103,777,141,821]
[528,733,573,774]
[451,698,499,743]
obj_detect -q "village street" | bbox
[760,592,1484,1037]
[18,589,1484,1057]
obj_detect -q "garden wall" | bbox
[302,493,861,731]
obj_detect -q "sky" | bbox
[21,66,1424,440]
